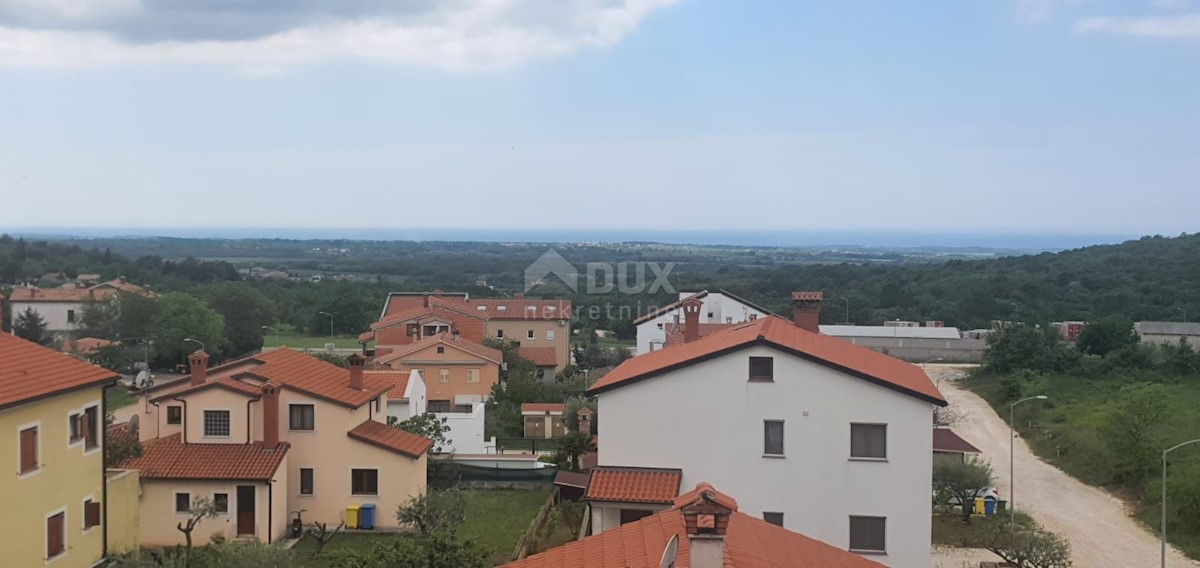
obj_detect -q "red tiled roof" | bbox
[664,322,740,346]
[8,278,154,302]
[0,333,118,410]
[471,298,572,320]
[347,419,433,459]
[366,370,414,398]
[246,349,392,408]
[374,333,502,365]
[358,331,375,343]
[504,482,886,568]
[521,403,567,414]
[933,428,982,454]
[107,421,137,446]
[792,291,825,302]
[382,292,469,318]
[585,466,683,504]
[150,376,264,403]
[519,347,559,367]
[372,304,485,331]
[72,337,113,355]
[588,315,946,405]
[120,434,289,480]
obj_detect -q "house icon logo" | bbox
[525,249,578,293]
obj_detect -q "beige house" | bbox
[521,403,568,439]
[475,297,571,370]
[122,349,431,546]
[372,333,502,410]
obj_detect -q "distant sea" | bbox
[3,227,1139,251]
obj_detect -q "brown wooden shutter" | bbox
[20,427,38,473]
[46,512,64,558]
[85,500,102,528]
[84,406,99,450]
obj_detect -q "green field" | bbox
[106,384,138,409]
[268,333,362,350]
[291,489,550,567]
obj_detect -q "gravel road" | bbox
[930,366,1199,568]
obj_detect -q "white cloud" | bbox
[0,0,678,70]
[1076,13,1200,37]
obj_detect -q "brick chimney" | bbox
[680,484,735,568]
[791,291,823,333]
[347,353,365,390]
[260,383,280,448]
[682,296,702,343]
[576,407,594,435]
[188,350,210,386]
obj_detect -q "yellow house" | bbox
[0,333,119,567]
[121,349,431,546]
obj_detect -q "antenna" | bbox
[659,534,679,568]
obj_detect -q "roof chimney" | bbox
[681,296,702,343]
[188,350,210,386]
[576,407,594,435]
[347,353,365,390]
[679,484,735,568]
[260,383,280,448]
[514,292,524,299]
[791,291,823,333]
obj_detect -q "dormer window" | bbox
[546,306,556,312]
[497,305,507,311]
[749,357,774,382]
[477,305,487,311]
[527,306,537,312]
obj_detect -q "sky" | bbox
[1,0,1198,238]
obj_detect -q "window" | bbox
[764,420,785,456]
[436,346,445,354]
[527,329,535,340]
[527,305,537,312]
[47,511,65,559]
[67,309,76,323]
[69,413,83,444]
[707,312,714,318]
[84,499,101,530]
[19,425,38,474]
[83,406,99,450]
[289,404,315,431]
[175,493,191,513]
[203,410,230,437]
[619,509,653,525]
[439,369,450,383]
[749,357,774,382]
[763,512,784,527]
[546,330,556,340]
[351,469,378,495]
[300,468,314,495]
[497,305,507,311]
[850,424,888,459]
[467,368,480,383]
[166,405,182,425]
[213,493,229,514]
[849,516,886,553]
[496,329,504,338]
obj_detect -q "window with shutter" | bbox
[83,406,99,451]
[84,499,102,529]
[69,413,83,444]
[47,512,65,559]
[849,516,886,553]
[20,426,39,474]
[850,424,888,459]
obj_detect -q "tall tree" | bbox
[1076,317,1138,357]
[198,283,276,357]
[151,293,226,365]
[933,456,995,523]
[13,307,50,345]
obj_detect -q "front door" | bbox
[236,485,255,536]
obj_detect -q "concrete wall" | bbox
[829,336,987,363]
[437,402,488,455]
[636,292,766,354]
[487,319,570,369]
[596,344,935,568]
[9,300,85,331]
[1141,333,1200,349]
[0,387,106,568]
[106,469,140,554]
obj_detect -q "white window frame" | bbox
[546,330,556,341]
[18,419,41,480]
[439,368,450,383]
[527,330,535,340]
[467,369,480,383]
[202,409,232,439]
[45,506,68,564]
[211,492,230,516]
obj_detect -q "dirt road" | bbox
[931,366,1199,568]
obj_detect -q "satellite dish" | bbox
[135,370,151,389]
[659,534,678,568]
[128,414,140,438]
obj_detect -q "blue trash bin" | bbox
[359,503,376,530]
[984,497,997,516]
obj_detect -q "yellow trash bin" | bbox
[345,504,361,529]
[973,498,986,515]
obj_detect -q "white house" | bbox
[588,292,946,568]
[375,369,490,455]
[7,278,153,332]
[634,290,770,354]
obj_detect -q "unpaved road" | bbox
[930,366,1199,568]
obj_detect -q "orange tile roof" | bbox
[519,347,559,367]
[150,376,264,403]
[664,322,740,346]
[8,285,117,302]
[366,370,413,397]
[504,482,886,568]
[373,333,502,365]
[0,333,118,411]
[372,304,486,331]
[347,419,433,459]
[521,403,567,414]
[244,349,392,408]
[471,298,572,320]
[585,466,683,504]
[588,315,946,405]
[119,434,289,480]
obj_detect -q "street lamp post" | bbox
[838,296,851,324]
[183,337,205,352]
[1009,395,1048,525]
[318,312,334,339]
[1162,439,1200,567]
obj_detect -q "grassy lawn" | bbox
[268,333,362,350]
[290,489,550,567]
[106,384,137,409]
[932,514,988,547]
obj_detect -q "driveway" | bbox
[929,365,1199,568]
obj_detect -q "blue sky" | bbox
[1,1,1197,236]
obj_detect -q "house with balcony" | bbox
[0,333,119,567]
[587,292,946,567]
[120,349,431,546]
[371,333,502,409]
